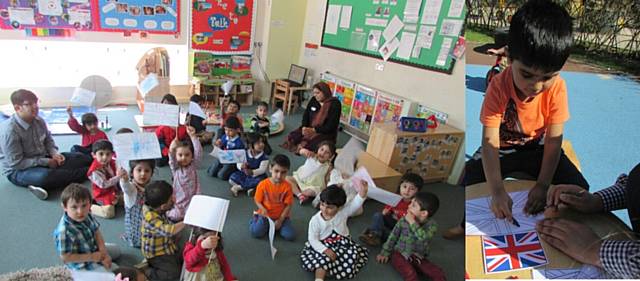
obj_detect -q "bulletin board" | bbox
[97,0,180,34]
[192,52,252,79]
[190,0,256,54]
[0,0,95,30]
[321,0,466,74]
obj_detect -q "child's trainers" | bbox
[359,230,381,246]
[247,188,255,197]
[91,204,115,219]
[27,185,48,200]
[230,185,242,197]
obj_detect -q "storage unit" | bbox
[366,122,464,183]
[190,78,255,107]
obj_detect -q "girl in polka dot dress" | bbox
[300,182,369,280]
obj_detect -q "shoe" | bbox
[442,225,465,240]
[359,230,381,246]
[27,185,48,200]
[230,185,242,197]
[91,204,115,219]
[247,188,255,197]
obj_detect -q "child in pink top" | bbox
[167,126,203,221]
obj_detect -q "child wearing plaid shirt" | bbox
[376,192,445,281]
[141,180,185,281]
[53,183,120,272]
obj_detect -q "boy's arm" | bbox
[525,123,564,214]
[482,126,513,220]
[380,220,403,257]
[409,220,437,242]
[253,185,268,215]
[94,230,111,268]
[145,212,180,237]
[67,116,86,134]
[277,204,292,223]
[89,169,121,190]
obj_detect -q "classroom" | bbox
[0,0,466,280]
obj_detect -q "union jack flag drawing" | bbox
[482,231,548,273]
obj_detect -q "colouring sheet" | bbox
[184,195,229,232]
[211,147,246,164]
[142,102,180,127]
[113,132,162,160]
[466,190,544,236]
[532,264,610,279]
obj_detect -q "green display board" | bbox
[321,0,466,74]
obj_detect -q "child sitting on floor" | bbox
[183,227,237,281]
[287,141,337,204]
[88,140,125,219]
[250,101,272,154]
[216,99,243,140]
[208,116,244,180]
[376,192,444,281]
[187,94,214,145]
[113,266,147,281]
[300,183,369,281]
[67,106,108,155]
[119,159,155,248]
[167,126,203,222]
[229,132,269,197]
[360,172,424,246]
[54,183,120,272]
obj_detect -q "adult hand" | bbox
[201,235,219,249]
[537,219,603,267]
[324,249,337,261]
[101,253,112,269]
[524,183,549,215]
[52,154,65,166]
[547,184,603,213]
[376,254,389,264]
[48,158,59,168]
[490,189,513,221]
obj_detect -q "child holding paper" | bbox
[67,106,108,155]
[208,116,244,180]
[300,184,369,281]
[154,125,188,167]
[119,159,155,248]
[376,192,444,281]
[229,132,269,197]
[187,95,214,145]
[360,172,424,247]
[167,126,203,222]
[216,99,243,141]
[250,154,296,241]
[87,140,125,219]
[250,101,272,155]
[287,141,337,204]
[183,227,237,281]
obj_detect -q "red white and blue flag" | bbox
[482,231,548,273]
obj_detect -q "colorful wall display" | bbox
[373,92,404,125]
[349,84,377,134]
[193,52,252,79]
[191,0,256,54]
[334,79,355,123]
[320,72,337,93]
[0,0,95,30]
[97,0,180,34]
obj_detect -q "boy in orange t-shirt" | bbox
[250,154,296,241]
[465,0,588,222]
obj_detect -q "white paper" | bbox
[447,0,465,18]
[137,73,159,98]
[415,25,437,49]
[397,32,417,59]
[366,30,382,51]
[339,6,352,29]
[532,264,609,279]
[382,15,404,42]
[440,19,463,37]
[68,9,91,25]
[8,7,35,25]
[351,167,402,206]
[143,102,180,127]
[221,80,234,95]
[324,5,341,35]
[271,109,284,125]
[365,18,388,27]
[334,138,364,176]
[70,88,96,106]
[435,37,453,66]
[403,0,422,23]
[184,195,230,232]
[297,158,323,180]
[465,191,544,236]
[421,0,443,25]
[268,217,278,260]
[71,270,115,281]
[379,37,400,61]
[211,147,247,164]
[113,132,162,161]
[38,0,63,16]
[188,101,207,119]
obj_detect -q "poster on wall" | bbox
[97,0,180,34]
[191,0,256,54]
[334,79,356,123]
[320,72,337,93]
[349,84,377,134]
[373,92,404,125]
[0,0,94,30]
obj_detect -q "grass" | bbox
[465,28,494,44]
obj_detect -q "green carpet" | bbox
[0,105,464,280]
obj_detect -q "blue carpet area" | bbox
[466,64,640,225]
[39,106,94,124]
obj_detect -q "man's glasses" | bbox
[21,102,39,107]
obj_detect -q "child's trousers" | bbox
[369,212,398,240]
[249,215,296,241]
[390,251,446,281]
[207,159,236,180]
[147,253,182,281]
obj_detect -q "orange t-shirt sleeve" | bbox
[546,78,570,124]
[254,180,266,210]
[480,72,508,128]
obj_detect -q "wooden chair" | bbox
[271,79,299,115]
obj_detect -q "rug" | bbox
[0,266,71,281]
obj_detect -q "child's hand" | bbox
[381,208,391,216]
[186,126,196,137]
[101,253,112,269]
[405,211,416,225]
[215,139,223,148]
[202,120,208,126]
[524,183,549,215]
[358,180,369,198]
[299,148,312,158]
[66,106,73,116]
[169,137,178,152]
[201,235,219,249]
[91,251,104,262]
[323,249,337,261]
[376,254,389,263]
[275,217,284,230]
[259,121,269,128]
[117,167,128,180]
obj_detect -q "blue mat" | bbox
[38,106,94,124]
[466,64,640,226]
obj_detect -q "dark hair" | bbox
[227,99,241,110]
[175,138,195,155]
[92,139,114,153]
[313,82,333,99]
[10,89,38,106]
[161,94,178,105]
[112,266,142,281]
[144,180,173,208]
[81,113,98,127]
[397,172,424,193]
[224,116,242,130]
[190,226,224,250]
[116,128,134,134]
[414,192,440,218]
[508,0,573,72]
[271,154,290,170]
[189,94,204,103]
[61,183,91,207]
[245,132,264,150]
[257,101,269,110]
[129,159,156,176]
[319,185,347,207]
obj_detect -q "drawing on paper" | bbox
[532,264,609,279]
[466,190,543,236]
